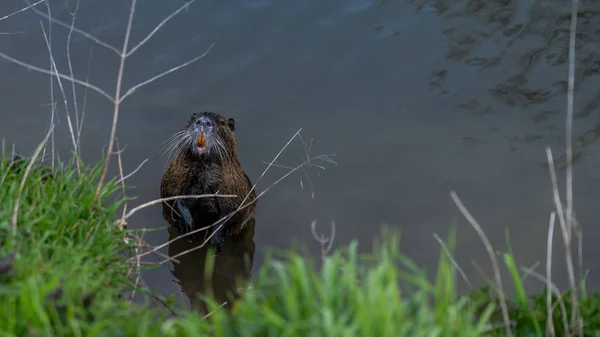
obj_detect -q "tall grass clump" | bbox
[171,227,495,337]
[0,154,167,336]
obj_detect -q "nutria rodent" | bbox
[160,111,257,250]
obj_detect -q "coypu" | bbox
[160,111,257,250]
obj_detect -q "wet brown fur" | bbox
[160,112,256,242]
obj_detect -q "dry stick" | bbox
[11,125,55,242]
[0,0,44,21]
[24,0,120,55]
[66,0,81,162]
[92,0,137,205]
[0,51,114,101]
[116,158,148,185]
[521,267,570,337]
[565,0,582,334]
[449,191,512,337]
[39,21,78,169]
[120,194,237,224]
[546,147,579,334]
[76,44,94,155]
[118,43,214,102]
[126,0,197,57]
[160,154,336,265]
[433,233,472,289]
[311,220,336,261]
[546,211,557,337]
[43,1,55,170]
[116,140,127,197]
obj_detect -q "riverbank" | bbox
[0,153,598,336]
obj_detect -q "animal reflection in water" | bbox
[167,217,256,314]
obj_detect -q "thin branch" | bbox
[12,125,55,242]
[76,43,94,154]
[120,194,237,223]
[116,158,148,184]
[24,0,121,55]
[433,233,472,289]
[521,266,570,337]
[93,0,137,203]
[126,0,197,57]
[0,51,114,101]
[66,0,81,162]
[119,42,215,102]
[450,191,512,337]
[40,21,78,169]
[546,147,579,333]
[565,0,582,333]
[311,220,336,261]
[0,0,44,22]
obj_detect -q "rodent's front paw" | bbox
[176,200,194,232]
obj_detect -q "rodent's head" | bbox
[166,111,237,162]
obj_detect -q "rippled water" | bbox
[1,0,600,309]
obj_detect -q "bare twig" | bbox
[0,51,114,101]
[520,267,570,337]
[119,42,215,102]
[311,220,336,261]
[92,0,137,204]
[0,0,44,22]
[11,125,55,242]
[40,21,78,169]
[433,233,472,289]
[119,194,237,224]
[76,43,94,155]
[546,147,579,334]
[565,0,582,334]
[126,0,196,57]
[66,0,81,163]
[116,158,149,185]
[450,191,512,337]
[24,0,120,55]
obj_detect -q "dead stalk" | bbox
[40,21,78,169]
[565,0,582,334]
[546,211,556,337]
[433,233,472,289]
[0,0,44,22]
[311,220,336,261]
[450,191,512,337]
[119,194,237,224]
[92,0,137,205]
[521,267,570,337]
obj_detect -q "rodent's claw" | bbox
[176,200,194,233]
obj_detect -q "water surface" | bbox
[1,0,600,309]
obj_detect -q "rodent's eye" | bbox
[219,119,226,126]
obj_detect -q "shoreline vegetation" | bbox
[1,153,599,336]
[0,0,598,336]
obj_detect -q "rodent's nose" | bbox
[196,116,213,128]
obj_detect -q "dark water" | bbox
[1,0,600,309]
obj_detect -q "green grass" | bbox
[1,154,600,336]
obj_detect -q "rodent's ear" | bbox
[227,118,235,131]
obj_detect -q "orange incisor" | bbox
[198,135,206,148]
